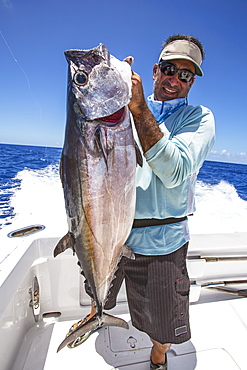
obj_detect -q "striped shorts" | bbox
[86,243,191,344]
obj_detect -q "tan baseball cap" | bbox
[158,39,204,76]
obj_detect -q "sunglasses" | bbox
[158,61,195,83]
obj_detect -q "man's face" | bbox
[153,59,196,101]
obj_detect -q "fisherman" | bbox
[104,34,215,370]
[85,34,215,369]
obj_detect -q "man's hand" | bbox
[128,71,147,116]
[124,56,146,116]
[123,57,163,152]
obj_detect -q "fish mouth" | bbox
[99,106,125,123]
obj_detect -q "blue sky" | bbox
[1,0,247,164]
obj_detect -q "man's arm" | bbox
[128,71,215,188]
[128,71,163,153]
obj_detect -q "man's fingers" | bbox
[131,71,142,84]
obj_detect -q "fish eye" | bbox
[73,71,88,86]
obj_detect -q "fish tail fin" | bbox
[53,232,75,257]
[57,312,129,352]
[102,312,129,329]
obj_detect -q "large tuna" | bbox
[54,44,140,352]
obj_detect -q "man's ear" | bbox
[153,64,159,80]
[190,77,196,87]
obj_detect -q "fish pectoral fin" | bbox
[57,312,129,352]
[53,232,75,257]
[94,125,108,169]
[134,140,143,167]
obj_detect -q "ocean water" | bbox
[0,143,247,237]
[0,143,66,239]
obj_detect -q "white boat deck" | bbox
[0,227,247,369]
[9,291,247,370]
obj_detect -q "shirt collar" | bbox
[147,94,187,124]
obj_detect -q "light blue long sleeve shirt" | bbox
[126,96,215,255]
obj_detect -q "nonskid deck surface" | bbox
[11,293,247,370]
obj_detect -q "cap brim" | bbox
[160,54,204,76]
